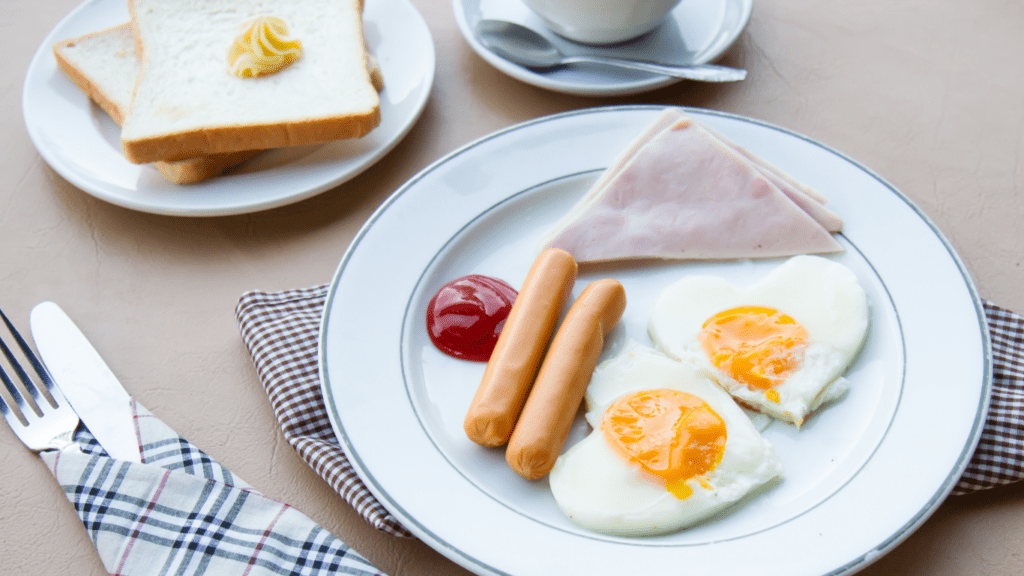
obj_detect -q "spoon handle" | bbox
[564,55,747,82]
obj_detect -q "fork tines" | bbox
[0,308,60,429]
[0,306,81,453]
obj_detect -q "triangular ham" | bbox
[538,110,844,263]
[700,121,842,233]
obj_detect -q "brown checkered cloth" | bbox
[953,301,1024,494]
[235,287,1024,533]
[235,286,411,537]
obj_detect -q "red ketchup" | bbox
[426,274,518,361]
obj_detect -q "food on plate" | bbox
[52,24,257,184]
[52,22,385,183]
[366,53,385,93]
[538,108,844,263]
[507,279,627,480]
[121,0,381,164]
[648,255,869,427]
[51,24,139,128]
[426,275,518,362]
[549,342,783,536]
[709,126,843,234]
[228,16,304,78]
[464,249,578,448]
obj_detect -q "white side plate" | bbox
[22,0,435,216]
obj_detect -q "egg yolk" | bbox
[698,306,808,390]
[602,389,727,499]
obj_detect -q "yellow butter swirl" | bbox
[228,16,302,78]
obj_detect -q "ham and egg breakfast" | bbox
[423,109,871,537]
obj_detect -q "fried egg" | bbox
[548,342,783,536]
[648,255,870,427]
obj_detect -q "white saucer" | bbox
[22,0,435,217]
[453,0,752,96]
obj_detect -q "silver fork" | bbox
[0,307,80,453]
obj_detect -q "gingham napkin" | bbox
[41,398,387,576]
[235,287,411,537]
[235,286,1024,529]
[954,303,1024,494]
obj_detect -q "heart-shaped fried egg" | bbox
[648,255,870,427]
[549,342,783,536]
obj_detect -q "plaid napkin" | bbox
[40,398,387,576]
[235,286,1024,530]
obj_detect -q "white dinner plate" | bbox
[453,0,752,96]
[320,106,990,576]
[22,0,435,217]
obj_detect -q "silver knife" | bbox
[29,301,141,462]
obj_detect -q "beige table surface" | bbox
[3,0,1023,574]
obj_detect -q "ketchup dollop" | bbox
[426,274,518,361]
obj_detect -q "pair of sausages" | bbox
[463,248,627,480]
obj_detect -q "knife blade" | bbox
[29,301,141,462]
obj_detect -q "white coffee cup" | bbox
[521,0,683,44]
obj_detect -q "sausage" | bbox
[463,248,578,447]
[505,278,627,480]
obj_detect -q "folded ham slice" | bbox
[538,109,843,263]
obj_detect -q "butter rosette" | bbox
[228,15,303,78]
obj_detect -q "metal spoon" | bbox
[476,19,747,82]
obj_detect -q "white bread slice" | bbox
[53,24,257,184]
[54,23,385,184]
[121,0,381,164]
[52,24,135,126]
[538,111,844,263]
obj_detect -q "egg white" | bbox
[648,255,870,427]
[549,342,784,537]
